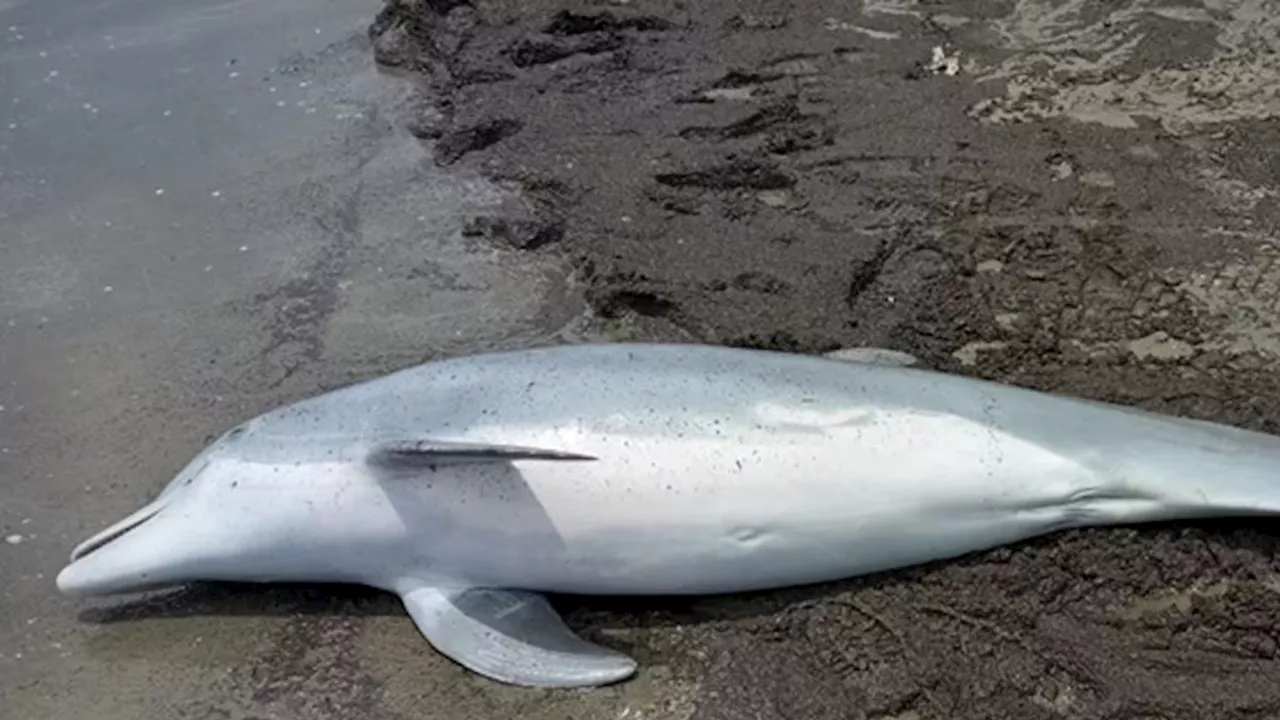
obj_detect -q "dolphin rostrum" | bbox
[56,342,1280,687]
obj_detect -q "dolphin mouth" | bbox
[68,500,165,562]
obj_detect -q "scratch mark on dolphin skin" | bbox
[493,598,531,620]
[753,402,877,428]
[730,526,767,546]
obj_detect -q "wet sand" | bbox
[0,0,580,718]
[366,0,1280,718]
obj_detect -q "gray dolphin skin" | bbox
[56,342,1280,688]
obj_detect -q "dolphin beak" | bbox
[57,497,183,597]
[67,498,165,563]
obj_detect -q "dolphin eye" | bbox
[224,425,248,441]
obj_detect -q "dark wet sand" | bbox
[367,1,1280,718]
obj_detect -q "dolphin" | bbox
[56,342,1280,688]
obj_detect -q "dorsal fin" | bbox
[369,439,596,468]
[824,346,920,367]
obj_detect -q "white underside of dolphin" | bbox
[56,342,1280,688]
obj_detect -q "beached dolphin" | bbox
[56,342,1280,687]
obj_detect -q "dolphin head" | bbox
[55,423,279,597]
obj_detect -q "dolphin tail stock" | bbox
[395,581,637,688]
[1086,415,1280,525]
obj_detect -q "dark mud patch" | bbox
[461,214,564,250]
[242,183,364,389]
[370,0,1280,717]
[434,117,523,165]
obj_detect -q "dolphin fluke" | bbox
[397,583,637,688]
